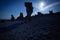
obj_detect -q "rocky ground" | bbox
[0,14,60,40]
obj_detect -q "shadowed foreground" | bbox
[0,12,60,40]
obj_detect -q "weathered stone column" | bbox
[25,2,33,21]
[11,14,15,21]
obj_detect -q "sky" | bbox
[0,0,60,19]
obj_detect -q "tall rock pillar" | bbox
[25,2,33,21]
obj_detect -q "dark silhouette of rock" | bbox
[20,12,24,21]
[49,11,53,15]
[11,14,15,21]
[37,12,43,16]
[0,1,60,40]
[0,20,6,23]
[38,12,41,15]
[25,2,33,21]
[17,12,24,21]
[56,12,60,16]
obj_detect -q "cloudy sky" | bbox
[0,0,60,19]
